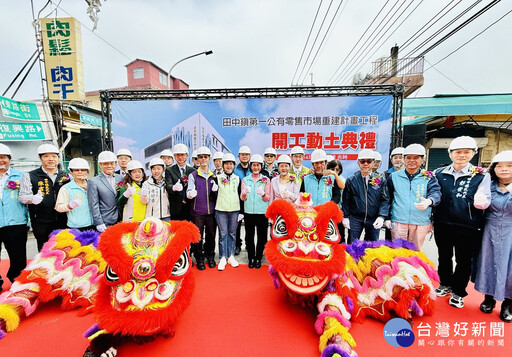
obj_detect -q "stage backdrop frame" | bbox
[99,84,404,167]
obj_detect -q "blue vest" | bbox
[243,174,269,214]
[303,174,334,205]
[0,169,28,228]
[64,180,94,228]
[391,169,432,225]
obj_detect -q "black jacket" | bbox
[342,171,389,220]
[165,164,195,217]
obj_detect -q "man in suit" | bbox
[19,143,68,251]
[115,148,132,176]
[87,151,123,232]
[165,143,195,221]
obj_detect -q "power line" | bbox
[48,0,131,61]
[291,0,324,85]
[377,0,502,84]
[336,0,422,85]
[331,0,404,85]
[2,50,39,97]
[366,0,461,81]
[424,7,512,72]
[424,58,469,93]
[294,0,335,86]
[327,0,392,84]
[297,0,346,85]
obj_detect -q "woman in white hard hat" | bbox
[160,149,174,168]
[118,160,147,222]
[141,158,170,222]
[473,150,512,322]
[269,155,299,204]
[0,143,29,290]
[240,154,271,269]
[19,143,69,251]
[215,153,241,271]
[55,158,94,230]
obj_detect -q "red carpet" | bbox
[0,260,510,356]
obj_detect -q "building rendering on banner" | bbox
[143,112,230,168]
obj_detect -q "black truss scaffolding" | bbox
[100,84,404,151]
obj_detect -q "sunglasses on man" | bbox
[358,159,374,164]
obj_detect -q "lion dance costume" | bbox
[265,195,439,357]
[0,218,199,357]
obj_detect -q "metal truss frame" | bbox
[100,84,404,151]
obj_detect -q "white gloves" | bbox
[211,182,218,192]
[96,224,107,233]
[32,190,43,205]
[187,189,197,199]
[256,186,265,196]
[69,199,81,209]
[507,183,512,194]
[384,220,392,229]
[342,218,350,230]
[241,186,251,195]
[373,217,384,229]
[474,190,490,209]
[414,197,432,210]
[123,185,135,198]
[172,182,183,192]
[238,214,244,222]
[141,188,149,197]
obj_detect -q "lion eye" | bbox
[172,250,190,276]
[106,266,119,282]
[272,216,288,239]
[324,220,339,242]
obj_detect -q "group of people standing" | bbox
[0,136,511,324]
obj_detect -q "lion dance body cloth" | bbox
[265,195,439,357]
[0,218,200,357]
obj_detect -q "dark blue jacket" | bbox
[433,166,486,229]
[342,171,389,220]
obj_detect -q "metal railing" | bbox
[372,56,424,78]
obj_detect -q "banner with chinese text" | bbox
[40,17,85,102]
[111,95,392,177]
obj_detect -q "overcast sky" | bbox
[1,0,511,101]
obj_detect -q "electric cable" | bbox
[298,0,346,85]
[2,50,39,97]
[291,0,324,85]
[294,0,335,86]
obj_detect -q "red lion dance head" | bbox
[84,218,200,356]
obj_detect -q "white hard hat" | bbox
[0,143,12,156]
[390,147,405,157]
[311,149,327,163]
[250,154,264,164]
[222,153,236,163]
[173,143,189,155]
[196,146,211,156]
[212,151,224,160]
[127,160,144,171]
[357,149,375,160]
[492,150,512,164]
[191,150,198,159]
[276,155,292,165]
[160,149,173,157]
[290,146,304,155]
[116,148,132,158]
[149,157,165,168]
[373,152,382,161]
[326,155,335,162]
[403,144,426,157]
[37,143,59,155]
[238,145,251,155]
[448,136,478,152]
[98,151,117,163]
[264,147,277,156]
[68,158,89,170]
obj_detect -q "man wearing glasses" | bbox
[342,149,389,243]
[263,147,278,177]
